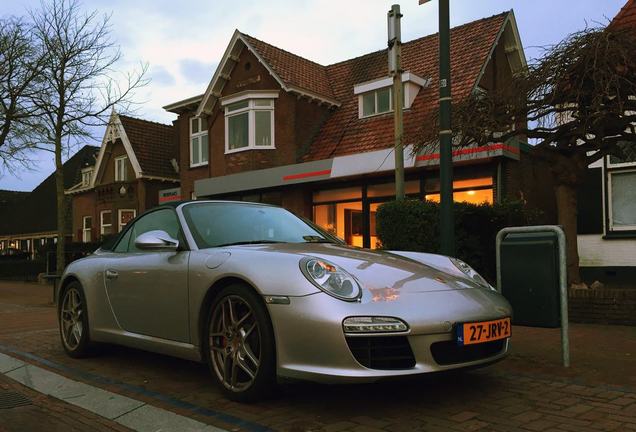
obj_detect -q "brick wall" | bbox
[177,48,331,199]
[569,287,636,326]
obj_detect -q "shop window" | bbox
[367,180,420,198]
[425,177,493,204]
[313,186,362,203]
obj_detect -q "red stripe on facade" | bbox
[159,195,182,203]
[283,169,332,181]
[415,143,520,162]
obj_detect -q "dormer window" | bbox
[81,168,93,187]
[354,72,430,119]
[221,91,278,154]
[190,116,209,167]
[362,87,392,117]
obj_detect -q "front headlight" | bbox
[450,257,494,290]
[300,257,361,301]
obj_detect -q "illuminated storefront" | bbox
[312,176,494,249]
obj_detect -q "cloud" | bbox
[178,59,217,86]
[150,65,176,86]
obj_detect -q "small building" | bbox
[0,145,99,256]
[66,112,179,242]
[576,0,636,282]
[164,11,552,248]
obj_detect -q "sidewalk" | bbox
[0,373,131,432]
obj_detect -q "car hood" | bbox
[215,243,486,297]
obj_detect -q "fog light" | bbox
[343,316,409,333]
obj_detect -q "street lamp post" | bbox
[420,0,454,255]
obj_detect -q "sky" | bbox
[0,0,627,191]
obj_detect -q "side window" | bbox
[113,228,133,253]
[128,209,181,252]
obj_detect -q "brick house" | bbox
[575,0,636,282]
[164,11,553,248]
[0,145,99,256]
[66,112,179,242]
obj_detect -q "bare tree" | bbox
[0,17,46,170]
[416,26,636,285]
[29,0,148,274]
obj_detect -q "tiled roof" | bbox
[241,33,336,101]
[612,0,636,28]
[118,115,177,179]
[304,12,509,161]
[0,145,99,236]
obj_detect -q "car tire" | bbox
[203,283,277,402]
[58,281,93,358]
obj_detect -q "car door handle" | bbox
[105,269,119,280]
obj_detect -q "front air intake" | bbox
[346,336,415,370]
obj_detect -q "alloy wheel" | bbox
[209,295,261,392]
[61,287,83,351]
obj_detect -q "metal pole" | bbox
[496,225,570,367]
[389,5,405,200]
[438,0,454,255]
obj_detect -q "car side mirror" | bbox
[134,230,179,251]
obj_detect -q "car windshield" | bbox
[182,202,333,249]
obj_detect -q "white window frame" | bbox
[81,168,93,187]
[190,116,209,167]
[607,167,636,232]
[115,156,128,182]
[354,72,429,118]
[100,210,112,235]
[118,209,136,232]
[82,216,92,243]
[222,92,277,154]
[359,87,394,118]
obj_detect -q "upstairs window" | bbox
[362,87,392,117]
[354,72,429,119]
[190,116,209,167]
[81,168,93,187]
[115,156,128,182]
[222,92,277,153]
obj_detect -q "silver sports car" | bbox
[58,200,512,401]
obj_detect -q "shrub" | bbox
[376,199,541,282]
[0,260,46,281]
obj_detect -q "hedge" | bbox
[0,260,46,281]
[376,199,541,282]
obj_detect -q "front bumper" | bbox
[266,287,512,383]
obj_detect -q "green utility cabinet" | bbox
[500,232,561,328]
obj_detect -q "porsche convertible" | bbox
[58,200,512,401]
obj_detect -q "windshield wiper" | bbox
[215,240,286,247]
[302,235,333,243]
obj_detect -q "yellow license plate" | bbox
[457,317,511,346]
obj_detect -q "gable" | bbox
[196,31,340,116]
